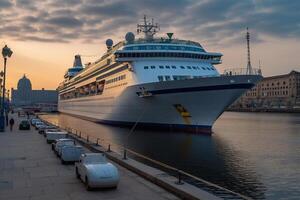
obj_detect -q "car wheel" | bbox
[85,177,92,191]
[112,186,118,190]
[76,168,80,179]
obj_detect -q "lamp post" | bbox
[0,45,13,132]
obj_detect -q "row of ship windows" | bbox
[144,65,216,71]
[116,52,221,61]
[60,81,105,100]
[106,75,126,84]
[158,75,203,81]
[124,45,204,52]
[60,75,127,100]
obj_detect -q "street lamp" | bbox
[0,45,13,132]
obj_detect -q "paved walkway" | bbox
[0,114,179,200]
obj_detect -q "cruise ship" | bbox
[57,16,262,133]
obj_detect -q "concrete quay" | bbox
[0,114,180,200]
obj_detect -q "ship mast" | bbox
[246,27,253,75]
[137,15,159,40]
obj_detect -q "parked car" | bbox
[38,125,57,134]
[43,128,61,137]
[34,122,45,130]
[61,145,84,164]
[19,120,30,130]
[31,118,41,126]
[54,138,76,156]
[46,131,68,144]
[75,153,119,190]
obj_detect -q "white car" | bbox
[75,153,120,190]
[54,139,75,156]
[44,128,61,137]
[61,145,84,164]
[46,131,68,144]
[35,122,45,130]
[31,118,41,125]
[38,125,57,134]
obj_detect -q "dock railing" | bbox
[223,68,262,76]
[47,121,252,200]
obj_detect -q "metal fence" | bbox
[223,68,262,76]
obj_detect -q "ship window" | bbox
[151,65,155,69]
[159,65,164,69]
[165,76,171,81]
[187,66,192,69]
[165,65,170,69]
[144,66,149,69]
[206,67,211,70]
[158,76,164,82]
[180,66,185,69]
[202,67,206,70]
[192,66,197,69]
[172,66,176,69]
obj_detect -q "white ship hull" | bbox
[58,75,262,133]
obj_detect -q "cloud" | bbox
[46,16,83,28]
[0,0,13,8]
[0,0,299,45]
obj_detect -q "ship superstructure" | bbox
[57,16,262,133]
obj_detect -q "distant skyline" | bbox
[0,0,300,90]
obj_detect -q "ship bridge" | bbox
[115,42,222,64]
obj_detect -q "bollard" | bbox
[75,130,77,136]
[79,131,81,138]
[175,170,184,185]
[107,144,111,152]
[87,135,89,142]
[123,149,127,160]
[96,138,100,146]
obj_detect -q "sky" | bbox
[0,0,300,90]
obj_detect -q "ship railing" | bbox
[223,68,262,76]
[44,120,251,200]
[128,38,203,48]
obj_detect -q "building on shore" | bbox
[11,75,58,111]
[229,70,300,110]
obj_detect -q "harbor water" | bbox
[41,112,300,200]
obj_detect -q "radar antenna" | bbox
[246,27,253,75]
[137,15,160,40]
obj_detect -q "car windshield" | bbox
[84,154,107,164]
[61,141,74,145]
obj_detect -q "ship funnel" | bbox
[73,55,83,68]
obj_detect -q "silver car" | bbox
[75,153,120,190]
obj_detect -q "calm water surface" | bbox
[41,112,300,200]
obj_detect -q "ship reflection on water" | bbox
[41,112,300,199]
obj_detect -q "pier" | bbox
[0,114,180,200]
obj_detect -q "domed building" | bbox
[11,75,58,108]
